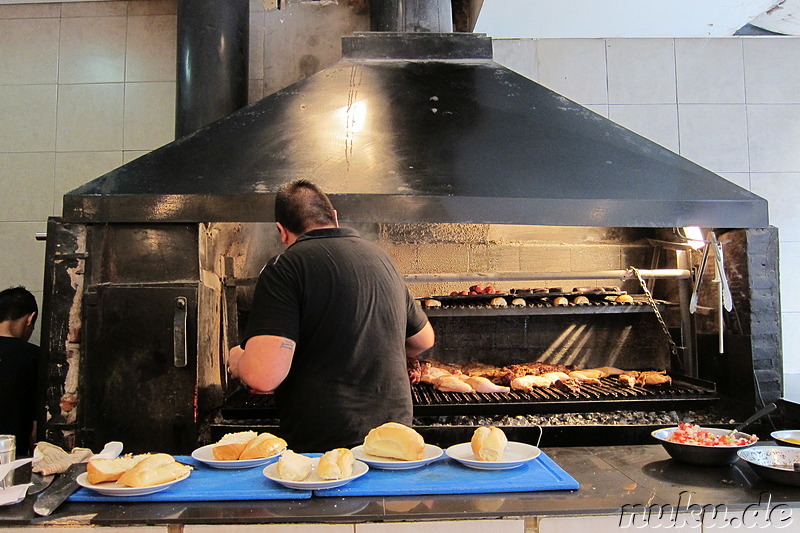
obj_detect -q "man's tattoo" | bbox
[280,340,295,351]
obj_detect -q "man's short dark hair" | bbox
[275,180,337,235]
[0,286,38,322]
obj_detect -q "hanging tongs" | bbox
[710,232,733,312]
[689,235,711,314]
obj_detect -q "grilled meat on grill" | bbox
[619,374,637,388]
[464,376,511,393]
[510,375,553,391]
[568,371,602,384]
[434,375,474,393]
[636,370,672,386]
[407,357,422,385]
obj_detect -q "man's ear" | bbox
[276,222,291,245]
[25,312,36,328]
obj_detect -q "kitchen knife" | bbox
[27,473,54,496]
[33,441,123,516]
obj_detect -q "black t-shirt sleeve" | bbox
[241,256,301,346]
[405,288,429,338]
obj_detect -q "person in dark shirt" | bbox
[228,180,435,452]
[0,286,39,456]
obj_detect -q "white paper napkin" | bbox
[0,483,32,506]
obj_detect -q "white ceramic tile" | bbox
[784,318,800,374]
[61,1,127,18]
[492,39,538,81]
[59,16,127,84]
[54,151,123,213]
[675,38,745,104]
[678,104,749,173]
[744,37,800,104]
[715,172,750,190]
[0,153,55,222]
[0,222,47,292]
[608,104,679,153]
[128,0,177,16]
[0,84,57,152]
[751,173,800,242]
[747,104,800,173]
[249,10,265,81]
[357,520,523,533]
[126,15,177,82]
[123,82,176,151]
[0,18,59,84]
[537,38,607,106]
[0,3,60,19]
[606,38,677,105]
[56,83,124,152]
[540,514,699,533]
[779,242,800,313]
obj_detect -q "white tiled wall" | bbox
[0,3,798,382]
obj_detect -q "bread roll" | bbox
[86,455,149,484]
[553,296,568,306]
[616,294,633,303]
[573,295,590,305]
[363,422,425,461]
[117,454,189,488]
[471,426,508,462]
[239,433,287,460]
[317,448,355,480]
[212,431,258,460]
[276,450,313,481]
[490,297,507,307]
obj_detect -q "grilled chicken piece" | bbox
[587,366,627,376]
[568,371,601,385]
[434,375,475,393]
[572,369,607,379]
[464,376,511,394]
[510,375,553,391]
[539,371,572,384]
[636,370,672,386]
[618,374,637,388]
[419,366,451,384]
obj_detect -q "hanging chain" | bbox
[628,266,681,356]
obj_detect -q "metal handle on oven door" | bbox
[174,297,188,368]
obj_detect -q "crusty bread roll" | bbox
[276,450,313,482]
[616,294,633,303]
[573,295,590,305]
[86,454,149,484]
[363,422,425,461]
[239,433,287,460]
[117,454,190,488]
[212,431,258,460]
[471,426,508,462]
[317,448,355,480]
[553,296,568,306]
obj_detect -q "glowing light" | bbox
[337,100,367,133]
[683,226,706,250]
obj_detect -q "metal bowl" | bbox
[771,430,800,448]
[738,446,800,486]
[651,427,757,466]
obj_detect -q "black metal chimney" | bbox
[371,0,453,32]
[175,0,249,138]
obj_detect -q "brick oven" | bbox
[37,31,777,454]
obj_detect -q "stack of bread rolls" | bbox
[87,453,192,488]
[363,422,426,461]
[275,448,355,482]
[212,431,287,461]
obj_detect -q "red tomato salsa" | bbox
[666,423,758,446]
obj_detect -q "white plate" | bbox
[263,457,368,490]
[191,443,281,469]
[76,471,190,496]
[445,441,541,470]
[350,444,443,470]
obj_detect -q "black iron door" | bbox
[81,285,198,454]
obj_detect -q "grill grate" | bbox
[221,375,717,420]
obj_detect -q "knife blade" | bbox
[33,441,123,516]
[27,473,54,495]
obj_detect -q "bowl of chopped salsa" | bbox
[652,423,759,466]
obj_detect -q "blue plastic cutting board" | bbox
[68,455,311,502]
[315,451,578,497]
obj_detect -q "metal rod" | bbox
[403,269,692,283]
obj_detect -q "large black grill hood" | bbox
[63,32,768,228]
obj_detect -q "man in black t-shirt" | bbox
[0,286,39,456]
[228,180,434,452]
